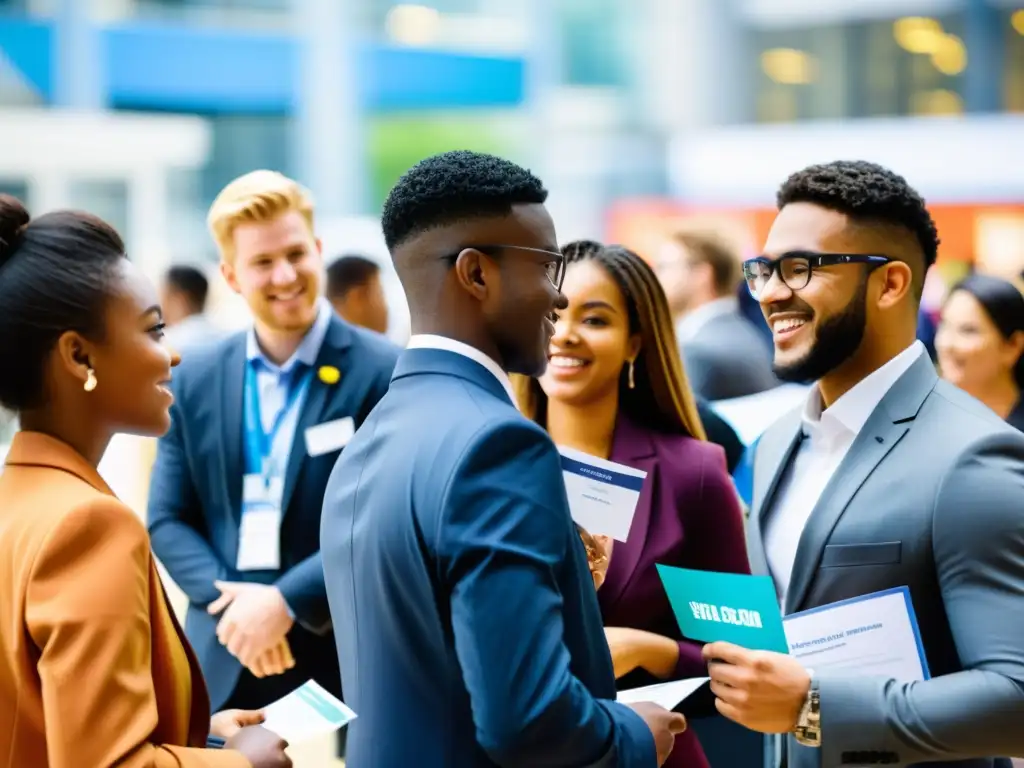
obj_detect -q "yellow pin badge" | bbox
[318,365,341,385]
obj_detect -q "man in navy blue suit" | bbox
[321,151,687,766]
[148,170,399,720]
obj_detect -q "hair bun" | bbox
[0,194,30,269]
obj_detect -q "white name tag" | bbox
[558,446,647,542]
[304,417,355,457]
[237,474,284,571]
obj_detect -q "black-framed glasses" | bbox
[741,251,894,299]
[442,244,566,290]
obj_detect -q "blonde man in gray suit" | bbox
[703,161,1024,768]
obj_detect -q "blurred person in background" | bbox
[513,240,751,768]
[146,171,399,750]
[937,273,1024,431]
[325,254,390,335]
[709,161,1024,768]
[0,196,291,768]
[161,264,226,356]
[655,227,777,401]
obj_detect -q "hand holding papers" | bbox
[559,446,647,542]
[657,565,931,733]
[261,680,356,745]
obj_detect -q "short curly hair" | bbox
[381,150,548,251]
[777,160,940,271]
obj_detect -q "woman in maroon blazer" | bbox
[513,241,751,768]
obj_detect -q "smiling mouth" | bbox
[548,355,591,370]
[271,287,304,302]
[771,316,811,336]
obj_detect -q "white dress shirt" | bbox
[406,334,519,407]
[763,341,926,607]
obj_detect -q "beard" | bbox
[773,279,868,384]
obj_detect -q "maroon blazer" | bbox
[598,415,751,768]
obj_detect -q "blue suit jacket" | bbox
[321,348,655,767]
[148,314,400,708]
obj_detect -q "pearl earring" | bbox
[84,368,97,392]
[627,360,636,390]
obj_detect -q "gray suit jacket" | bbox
[682,311,777,401]
[748,352,1024,768]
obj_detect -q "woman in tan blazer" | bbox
[0,196,291,768]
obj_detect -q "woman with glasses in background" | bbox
[513,241,750,768]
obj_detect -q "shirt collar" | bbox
[802,340,926,441]
[406,334,519,408]
[676,296,738,343]
[246,298,332,373]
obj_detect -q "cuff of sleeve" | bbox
[674,639,707,679]
[596,700,658,768]
[817,675,893,765]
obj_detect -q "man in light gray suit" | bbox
[655,226,777,401]
[702,161,1024,767]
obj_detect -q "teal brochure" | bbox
[657,564,789,653]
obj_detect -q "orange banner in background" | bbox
[606,199,1024,284]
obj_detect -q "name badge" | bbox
[237,474,284,571]
[558,446,647,542]
[305,416,355,457]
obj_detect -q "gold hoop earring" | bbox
[627,360,636,390]
[84,368,97,393]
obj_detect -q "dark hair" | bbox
[381,150,548,251]
[512,240,707,441]
[669,226,740,295]
[164,264,209,313]
[777,160,940,294]
[326,254,380,299]
[0,194,127,412]
[950,273,1024,388]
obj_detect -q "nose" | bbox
[756,270,794,310]
[169,345,181,368]
[271,258,298,285]
[550,312,578,347]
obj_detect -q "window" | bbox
[750,13,969,122]
[1006,8,1024,112]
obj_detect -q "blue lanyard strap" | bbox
[243,360,315,478]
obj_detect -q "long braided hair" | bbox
[512,240,707,440]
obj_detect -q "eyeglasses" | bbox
[742,251,894,300]
[442,244,566,291]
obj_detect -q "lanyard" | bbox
[243,361,314,480]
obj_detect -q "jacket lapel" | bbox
[279,316,353,516]
[600,416,657,609]
[220,335,247,522]
[783,354,938,614]
[747,410,803,579]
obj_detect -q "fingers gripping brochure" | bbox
[657,566,930,681]
[261,680,357,745]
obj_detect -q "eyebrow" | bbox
[141,304,163,320]
[579,300,617,312]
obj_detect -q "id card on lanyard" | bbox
[237,362,314,571]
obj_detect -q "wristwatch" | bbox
[793,668,821,748]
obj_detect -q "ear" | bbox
[626,334,642,364]
[220,259,241,295]
[874,261,914,310]
[453,248,492,302]
[55,330,95,386]
[1004,329,1024,368]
